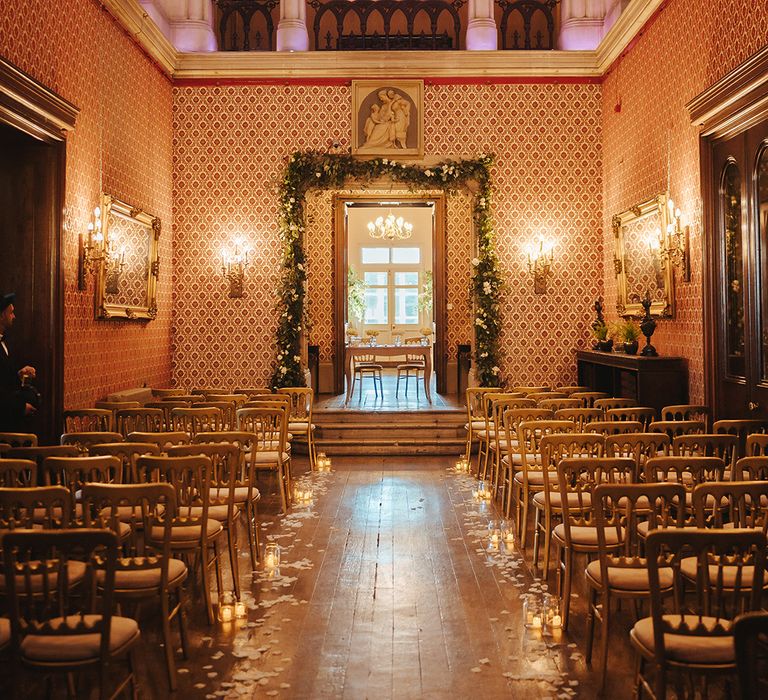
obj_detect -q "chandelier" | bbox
[367,210,413,240]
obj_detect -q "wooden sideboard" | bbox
[575,349,688,418]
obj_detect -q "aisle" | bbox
[133,456,636,699]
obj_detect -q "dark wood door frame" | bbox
[332,192,448,396]
[688,46,768,418]
[0,57,78,440]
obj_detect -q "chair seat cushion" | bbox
[533,491,592,509]
[637,522,698,538]
[679,557,764,589]
[631,615,734,665]
[150,518,222,543]
[0,560,87,594]
[397,363,424,370]
[105,557,187,592]
[585,559,673,591]
[288,422,315,432]
[504,453,541,467]
[552,523,622,547]
[210,486,255,503]
[188,504,234,521]
[252,451,290,464]
[32,503,83,523]
[514,470,545,486]
[464,421,486,431]
[20,614,140,662]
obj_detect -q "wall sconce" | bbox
[220,237,252,298]
[78,205,105,290]
[665,198,690,281]
[526,237,554,294]
[104,242,126,294]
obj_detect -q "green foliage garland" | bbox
[270,150,504,388]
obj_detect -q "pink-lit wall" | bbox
[601,0,768,403]
[0,0,174,407]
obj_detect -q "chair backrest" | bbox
[465,387,503,422]
[528,392,568,403]
[0,485,72,529]
[193,431,258,493]
[487,395,533,437]
[539,432,604,473]
[144,401,191,430]
[714,420,768,457]
[604,432,670,465]
[94,400,141,413]
[60,431,124,453]
[516,419,575,475]
[152,388,187,398]
[540,398,583,413]
[277,387,314,422]
[236,407,288,452]
[511,385,549,395]
[0,432,37,448]
[233,387,272,398]
[645,529,766,662]
[88,442,162,483]
[692,481,768,532]
[355,354,377,366]
[584,420,644,436]
[672,433,739,469]
[63,408,113,433]
[126,431,190,450]
[115,408,164,437]
[83,482,176,587]
[157,394,198,403]
[553,385,590,396]
[3,528,120,661]
[649,420,706,439]
[745,433,768,457]
[605,407,656,429]
[593,397,637,414]
[206,393,249,407]
[661,404,711,430]
[554,408,602,430]
[733,611,768,700]
[192,401,237,430]
[732,456,768,481]
[0,458,37,487]
[43,456,123,511]
[171,406,224,436]
[191,387,229,396]
[644,456,727,496]
[569,391,610,408]
[502,408,554,448]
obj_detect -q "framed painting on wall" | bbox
[351,80,424,158]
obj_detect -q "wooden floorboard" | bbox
[7,454,644,699]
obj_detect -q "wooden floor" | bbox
[315,371,462,411]
[11,455,642,699]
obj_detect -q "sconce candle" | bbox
[526,237,555,294]
[78,205,106,289]
[220,237,253,298]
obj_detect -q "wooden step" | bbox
[316,437,466,456]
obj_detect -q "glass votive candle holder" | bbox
[264,542,281,569]
[543,594,562,632]
[218,591,236,623]
[235,600,247,619]
[523,593,543,629]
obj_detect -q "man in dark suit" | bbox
[0,292,37,431]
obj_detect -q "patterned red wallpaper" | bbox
[172,83,603,390]
[0,0,174,408]
[602,0,768,403]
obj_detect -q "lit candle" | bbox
[532,615,542,629]
[551,615,562,629]
[220,605,233,623]
[235,601,247,619]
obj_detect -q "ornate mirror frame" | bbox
[613,193,675,318]
[95,194,160,320]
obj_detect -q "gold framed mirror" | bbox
[613,193,674,318]
[95,194,160,320]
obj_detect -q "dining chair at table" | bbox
[352,353,384,400]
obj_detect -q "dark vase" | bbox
[597,339,614,352]
[623,340,639,355]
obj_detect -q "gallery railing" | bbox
[216,0,278,51]
[498,0,558,50]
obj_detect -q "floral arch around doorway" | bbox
[271,150,503,388]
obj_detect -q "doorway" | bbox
[332,193,448,397]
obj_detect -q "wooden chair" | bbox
[137,455,224,625]
[584,420,644,436]
[0,458,37,487]
[501,409,554,523]
[528,391,568,403]
[745,433,768,456]
[126,431,190,450]
[692,480,768,534]
[604,432,671,476]
[606,407,656,430]
[0,432,37,448]
[83,482,188,690]
[593,397,637,414]
[570,391,610,408]
[60,431,124,454]
[152,388,187,398]
[511,385,550,395]
[278,387,317,470]
[2,528,141,698]
[733,611,768,700]
[234,387,272,398]
[649,419,706,439]
[192,401,238,431]
[485,395,534,491]
[168,443,242,598]
[553,456,635,630]
[43,455,123,522]
[170,406,223,436]
[644,455,727,516]
[207,393,249,407]
[94,401,141,432]
[191,387,229,396]
[463,387,503,467]
[395,338,426,399]
[5,445,81,483]
[714,419,768,458]
[63,408,113,433]
[630,529,766,700]
[732,456,768,481]
[554,407,602,430]
[88,442,162,483]
[533,431,603,574]
[194,431,261,568]
[554,385,590,396]
[0,442,9,456]
[672,433,739,474]
[478,393,532,481]
[0,485,71,530]
[352,353,383,399]
[236,406,292,513]
[157,394,198,403]
[586,483,686,690]
[145,401,191,430]
[115,408,164,437]
[661,404,711,430]
[539,398,583,413]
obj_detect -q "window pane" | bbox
[364,272,388,286]
[361,247,389,264]
[758,147,768,381]
[391,247,420,264]
[394,288,419,324]
[722,160,745,378]
[394,272,419,285]
[364,288,388,324]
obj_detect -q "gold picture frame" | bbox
[613,193,675,318]
[351,80,424,158]
[95,194,160,320]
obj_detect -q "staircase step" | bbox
[316,437,466,456]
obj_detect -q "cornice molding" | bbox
[595,0,666,73]
[103,0,663,82]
